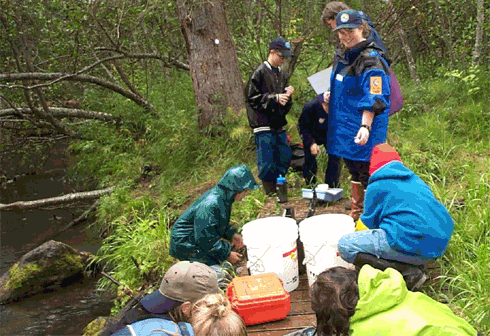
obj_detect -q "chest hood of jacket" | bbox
[351,265,407,323]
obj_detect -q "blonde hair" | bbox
[191,294,247,336]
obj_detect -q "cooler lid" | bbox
[231,273,286,301]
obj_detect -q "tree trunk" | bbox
[384,1,420,85]
[472,0,485,66]
[176,0,245,130]
[431,0,457,69]
[282,37,304,79]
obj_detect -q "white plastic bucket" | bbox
[299,214,355,287]
[242,217,299,292]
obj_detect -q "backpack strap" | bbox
[177,322,193,336]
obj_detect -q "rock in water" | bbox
[0,240,88,304]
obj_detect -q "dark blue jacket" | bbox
[361,161,454,259]
[326,40,390,162]
[298,98,329,149]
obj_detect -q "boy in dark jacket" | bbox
[298,94,341,187]
[245,37,294,195]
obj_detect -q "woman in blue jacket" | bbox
[325,9,391,220]
[170,165,259,267]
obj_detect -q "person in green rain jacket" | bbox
[170,165,259,267]
[311,265,479,336]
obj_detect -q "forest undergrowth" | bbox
[78,65,489,335]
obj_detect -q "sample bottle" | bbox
[276,175,288,203]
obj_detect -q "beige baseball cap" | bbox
[159,261,220,302]
[140,261,220,314]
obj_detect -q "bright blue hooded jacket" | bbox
[360,161,454,258]
[170,165,259,266]
[326,40,390,162]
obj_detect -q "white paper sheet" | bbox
[307,67,332,94]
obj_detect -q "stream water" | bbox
[0,141,115,335]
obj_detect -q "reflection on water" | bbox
[1,142,114,335]
[0,277,114,336]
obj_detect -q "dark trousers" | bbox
[303,143,342,187]
[343,158,370,189]
[255,131,292,182]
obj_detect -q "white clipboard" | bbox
[307,67,332,94]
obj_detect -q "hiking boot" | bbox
[262,180,276,196]
[353,253,428,291]
[349,181,364,221]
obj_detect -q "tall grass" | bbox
[386,67,490,333]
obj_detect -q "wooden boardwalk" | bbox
[246,274,315,336]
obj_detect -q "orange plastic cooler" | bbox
[226,273,291,326]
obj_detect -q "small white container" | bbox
[302,188,343,202]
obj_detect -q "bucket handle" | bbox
[302,242,327,266]
[247,244,272,272]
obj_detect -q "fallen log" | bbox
[0,107,120,122]
[0,187,114,211]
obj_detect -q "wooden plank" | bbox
[247,314,316,332]
[290,288,310,302]
[290,300,314,315]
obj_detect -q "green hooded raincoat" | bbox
[350,265,478,335]
[170,165,259,266]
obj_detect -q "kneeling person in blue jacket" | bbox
[170,165,259,267]
[338,143,454,290]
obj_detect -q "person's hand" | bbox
[323,91,330,104]
[227,251,243,264]
[321,102,328,113]
[231,233,244,249]
[277,93,289,106]
[354,127,370,145]
[285,86,294,97]
[310,143,320,155]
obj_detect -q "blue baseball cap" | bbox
[269,37,294,57]
[333,10,363,31]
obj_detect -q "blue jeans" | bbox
[255,131,291,182]
[338,229,433,265]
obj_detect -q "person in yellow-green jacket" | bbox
[310,265,479,336]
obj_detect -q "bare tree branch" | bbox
[0,187,114,211]
[0,72,152,109]
[0,107,120,122]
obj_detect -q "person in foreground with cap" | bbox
[338,143,454,291]
[100,261,221,336]
[324,9,391,221]
[170,165,259,267]
[245,37,294,196]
